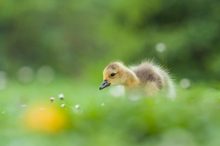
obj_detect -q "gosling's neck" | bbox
[122,67,140,88]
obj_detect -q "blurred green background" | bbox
[0,0,220,146]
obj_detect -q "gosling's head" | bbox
[99,62,126,90]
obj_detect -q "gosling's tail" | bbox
[150,62,176,99]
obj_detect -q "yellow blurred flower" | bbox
[23,103,69,134]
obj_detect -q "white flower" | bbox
[155,42,166,53]
[75,104,80,109]
[109,85,125,97]
[60,103,65,108]
[180,78,191,89]
[58,93,64,100]
[50,97,55,102]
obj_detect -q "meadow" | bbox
[0,0,220,145]
[1,77,220,146]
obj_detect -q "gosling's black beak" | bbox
[99,80,111,90]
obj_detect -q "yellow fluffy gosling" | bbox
[99,61,176,99]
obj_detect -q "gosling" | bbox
[99,61,176,99]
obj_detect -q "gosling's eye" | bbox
[110,73,116,77]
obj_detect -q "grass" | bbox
[0,78,220,146]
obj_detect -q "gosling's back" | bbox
[130,62,176,98]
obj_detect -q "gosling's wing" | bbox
[131,63,162,86]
